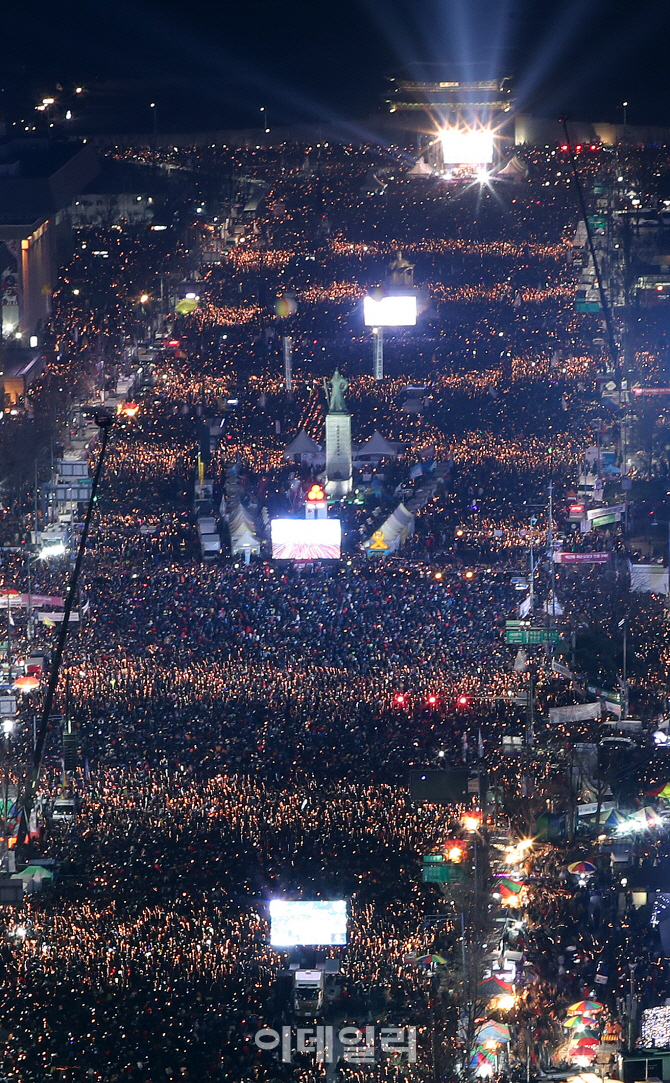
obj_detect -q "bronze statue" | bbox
[323,370,349,414]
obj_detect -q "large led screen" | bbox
[440,129,494,165]
[270,900,348,946]
[363,295,417,327]
[271,518,341,561]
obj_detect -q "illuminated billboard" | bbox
[270,900,348,946]
[271,518,341,561]
[440,128,494,165]
[363,295,417,327]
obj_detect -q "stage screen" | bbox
[270,900,348,946]
[363,295,417,327]
[271,518,341,561]
[440,129,494,165]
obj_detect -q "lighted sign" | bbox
[306,484,326,502]
[269,900,347,946]
[440,128,494,165]
[271,518,341,561]
[363,295,417,327]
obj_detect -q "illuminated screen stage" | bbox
[271,518,342,561]
[269,900,348,947]
[440,128,494,165]
[363,294,417,327]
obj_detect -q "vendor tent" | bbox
[476,1022,511,1043]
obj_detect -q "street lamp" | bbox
[260,106,270,134]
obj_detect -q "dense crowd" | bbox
[2,139,670,1083]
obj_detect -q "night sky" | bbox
[2,0,670,135]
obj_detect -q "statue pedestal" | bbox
[325,412,352,497]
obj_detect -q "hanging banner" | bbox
[554,551,610,564]
[0,592,64,609]
[549,701,601,724]
[587,504,626,521]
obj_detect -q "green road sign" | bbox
[423,853,445,864]
[422,865,465,884]
[576,301,602,314]
[506,627,560,645]
[592,512,617,527]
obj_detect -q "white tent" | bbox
[407,158,435,177]
[227,505,261,555]
[364,502,414,553]
[355,431,399,460]
[496,155,529,181]
[230,528,261,555]
[284,431,323,463]
[228,506,255,533]
[630,564,669,596]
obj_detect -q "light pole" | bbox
[259,106,270,134]
[2,718,13,863]
[622,101,628,137]
[618,617,628,719]
[529,514,537,614]
[150,102,158,148]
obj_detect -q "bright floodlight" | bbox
[440,128,494,165]
[363,295,417,327]
[269,900,347,946]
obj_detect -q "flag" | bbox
[498,877,523,897]
[514,650,527,673]
[518,595,531,618]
